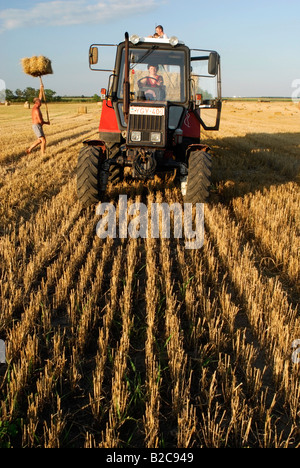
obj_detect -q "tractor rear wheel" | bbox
[184,150,212,203]
[77,145,105,207]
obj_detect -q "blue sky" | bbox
[0,0,299,97]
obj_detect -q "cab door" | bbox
[190,49,222,130]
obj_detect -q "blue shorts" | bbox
[32,124,45,138]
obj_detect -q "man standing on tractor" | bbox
[26,83,49,155]
[155,25,168,39]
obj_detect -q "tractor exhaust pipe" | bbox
[123,32,130,124]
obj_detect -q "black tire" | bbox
[184,150,212,203]
[77,145,105,207]
[108,164,123,185]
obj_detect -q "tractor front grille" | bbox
[127,104,167,147]
[130,114,163,132]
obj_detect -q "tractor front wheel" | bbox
[77,145,106,207]
[184,150,212,203]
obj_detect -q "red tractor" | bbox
[77,33,221,206]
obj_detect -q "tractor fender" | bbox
[181,110,201,139]
[99,100,120,133]
[186,143,211,159]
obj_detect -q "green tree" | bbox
[5,89,16,101]
[23,87,37,101]
[44,89,56,102]
[15,89,24,100]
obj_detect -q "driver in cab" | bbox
[138,64,164,100]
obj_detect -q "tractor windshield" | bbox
[117,47,187,103]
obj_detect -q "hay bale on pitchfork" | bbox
[21,55,53,77]
[21,55,53,122]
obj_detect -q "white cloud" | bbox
[0,0,161,32]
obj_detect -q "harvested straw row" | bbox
[21,56,53,77]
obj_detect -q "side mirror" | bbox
[89,46,98,65]
[208,52,219,75]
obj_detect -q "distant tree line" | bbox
[5,87,61,102]
[5,88,102,103]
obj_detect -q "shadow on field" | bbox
[0,127,94,167]
[91,131,300,206]
[204,132,300,203]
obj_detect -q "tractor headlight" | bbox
[131,131,142,142]
[130,34,140,45]
[169,36,179,47]
[150,132,161,143]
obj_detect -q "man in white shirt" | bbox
[155,25,168,39]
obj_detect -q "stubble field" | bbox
[0,100,299,448]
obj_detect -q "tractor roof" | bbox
[129,35,185,47]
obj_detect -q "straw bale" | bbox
[21,55,53,77]
[78,106,87,114]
